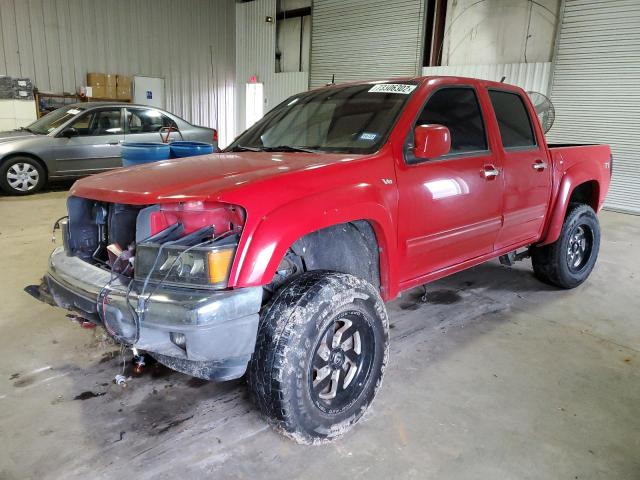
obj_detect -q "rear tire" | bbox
[248,271,389,444]
[0,156,46,195]
[531,203,600,289]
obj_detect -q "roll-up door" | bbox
[547,0,640,213]
[310,0,426,88]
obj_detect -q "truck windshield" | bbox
[228,82,418,154]
[26,105,87,134]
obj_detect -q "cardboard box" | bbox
[116,85,132,100]
[105,74,117,86]
[90,85,106,98]
[116,75,132,100]
[87,72,106,86]
[106,85,117,98]
[116,75,132,87]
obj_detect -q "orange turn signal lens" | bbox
[207,248,234,285]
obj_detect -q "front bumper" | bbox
[44,247,263,380]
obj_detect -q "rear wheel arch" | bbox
[539,176,601,246]
[568,180,600,212]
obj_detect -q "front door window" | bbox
[70,108,123,136]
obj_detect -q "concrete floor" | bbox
[0,187,639,480]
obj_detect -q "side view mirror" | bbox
[413,124,451,159]
[61,127,79,138]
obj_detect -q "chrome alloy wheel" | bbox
[310,311,375,413]
[7,162,39,192]
[566,224,592,272]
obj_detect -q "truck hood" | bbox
[70,151,365,204]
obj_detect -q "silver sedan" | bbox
[0,102,217,195]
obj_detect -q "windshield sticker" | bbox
[67,108,81,115]
[368,83,417,94]
[359,132,378,141]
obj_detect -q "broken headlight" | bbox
[134,243,236,289]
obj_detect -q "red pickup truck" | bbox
[37,76,611,443]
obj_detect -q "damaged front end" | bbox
[36,196,263,381]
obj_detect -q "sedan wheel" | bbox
[0,158,46,195]
[7,162,40,192]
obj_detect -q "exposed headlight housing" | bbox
[134,243,236,289]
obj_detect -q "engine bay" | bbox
[64,196,245,284]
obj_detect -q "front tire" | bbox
[0,156,46,195]
[248,271,389,444]
[531,203,601,289]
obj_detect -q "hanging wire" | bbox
[524,0,534,63]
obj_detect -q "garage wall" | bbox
[547,0,640,214]
[235,0,309,136]
[0,0,236,146]
[422,62,552,95]
[309,0,426,88]
[441,0,560,65]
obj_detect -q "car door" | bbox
[487,89,552,249]
[124,107,180,143]
[395,86,504,282]
[51,107,125,175]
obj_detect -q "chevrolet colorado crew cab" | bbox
[36,76,611,443]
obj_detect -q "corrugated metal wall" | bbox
[547,0,640,214]
[422,62,552,95]
[0,0,236,146]
[235,0,309,135]
[440,0,560,65]
[309,0,426,88]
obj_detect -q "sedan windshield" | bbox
[27,105,87,134]
[227,82,417,154]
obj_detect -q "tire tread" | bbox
[247,271,388,443]
[531,203,600,289]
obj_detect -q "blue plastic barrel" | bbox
[121,142,171,167]
[170,141,214,158]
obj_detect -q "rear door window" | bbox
[125,108,177,134]
[488,90,536,149]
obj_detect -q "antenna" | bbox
[326,74,335,86]
[500,76,506,83]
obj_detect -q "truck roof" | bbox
[314,75,522,92]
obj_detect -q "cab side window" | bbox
[488,90,536,149]
[415,87,487,155]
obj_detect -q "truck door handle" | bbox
[482,164,500,179]
[532,160,548,171]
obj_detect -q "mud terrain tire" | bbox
[531,203,600,289]
[248,271,389,444]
